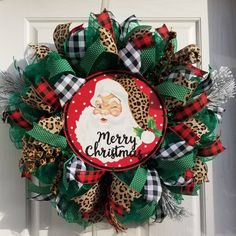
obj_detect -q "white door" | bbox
[0,0,211,235]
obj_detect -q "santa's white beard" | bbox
[75,106,141,163]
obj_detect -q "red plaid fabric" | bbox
[33,78,60,108]
[110,199,124,216]
[169,123,200,146]
[186,64,207,77]
[96,11,114,38]
[181,169,195,195]
[75,170,105,184]
[8,109,32,130]
[133,33,154,49]
[156,24,169,39]
[198,137,225,157]
[70,24,84,35]
[175,93,209,121]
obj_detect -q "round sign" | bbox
[64,71,167,171]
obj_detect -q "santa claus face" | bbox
[92,93,122,124]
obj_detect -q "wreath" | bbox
[0,10,235,232]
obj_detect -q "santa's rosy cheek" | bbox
[110,108,122,117]
[93,108,100,115]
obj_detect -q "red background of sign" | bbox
[64,71,167,171]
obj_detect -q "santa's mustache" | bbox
[93,112,123,125]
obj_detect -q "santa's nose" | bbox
[100,109,109,115]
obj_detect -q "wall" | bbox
[208,0,236,235]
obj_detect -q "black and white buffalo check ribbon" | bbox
[207,105,225,122]
[119,42,141,74]
[66,155,86,188]
[55,195,63,215]
[144,170,162,203]
[29,193,54,201]
[54,74,85,107]
[163,175,193,187]
[167,69,193,81]
[65,29,86,65]
[119,15,139,40]
[153,141,194,161]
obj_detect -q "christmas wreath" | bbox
[0,10,235,232]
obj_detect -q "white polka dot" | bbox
[154,114,157,118]
[103,74,106,77]
[155,141,158,144]
[94,79,97,82]
[140,86,143,89]
[83,102,86,105]
[105,164,107,166]
[151,101,154,105]
[130,159,133,162]
[78,92,81,95]
[70,126,73,129]
[160,105,162,109]
[160,123,163,127]
[72,140,74,143]
[145,154,148,157]
[79,150,82,152]
[118,164,121,167]
[89,90,92,94]
[75,109,78,113]
[90,159,93,162]
[67,115,69,119]
[72,101,75,104]
[150,91,153,93]
[144,145,147,148]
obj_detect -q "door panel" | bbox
[0,1,210,235]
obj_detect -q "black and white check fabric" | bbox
[29,193,54,201]
[167,69,193,81]
[66,155,86,188]
[155,205,166,223]
[207,105,225,122]
[54,74,85,107]
[144,170,162,203]
[55,195,62,215]
[163,175,193,187]
[65,30,86,65]
[119,42,141,73]
[110,14,138,40]
[120,15,138,39]
[153,141,194,161]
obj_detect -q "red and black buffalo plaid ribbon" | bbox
[75,170,106,184]
[70,24,84,35]
[181,169,195,195]
[33,78,60,108]
[133,32,154,49]
[156,24,169,40]
[186,64,207,77]
[8,109,32,130]
[175,93,209,121]
[96,11,114,38]
[169,123,200,146]
[198,137,225,157]
[110,199,124,216]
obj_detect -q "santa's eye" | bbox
[95,101,102,108]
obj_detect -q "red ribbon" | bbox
[156,24,169,39]
[33,78,60,108]
[180,169,195,195]
[8,109,32,130]
[186,64,207,77]
[169,123,200,146]
[75,170,106,184]
[198,137,225,157]
[175,93,209,121]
